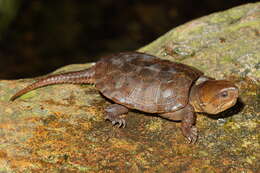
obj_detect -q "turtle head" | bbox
[191,80,239,114]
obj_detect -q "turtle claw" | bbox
[105,115,126,128]
[117,119,126,128]
[104,104,128,128]
[182,126,198,144]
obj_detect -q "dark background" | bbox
[0,0,258,79]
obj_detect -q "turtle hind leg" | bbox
[104,104,129,128]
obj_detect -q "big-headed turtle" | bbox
[10,52,239,143]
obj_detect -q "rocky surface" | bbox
[0,2,259,172]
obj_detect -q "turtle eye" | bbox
[220,91,228,98]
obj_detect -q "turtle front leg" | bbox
[104,104,129,128]
[160,104,197,144]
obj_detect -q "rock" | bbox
[0,2,259,172]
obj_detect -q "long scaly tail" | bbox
[10,67,95,101]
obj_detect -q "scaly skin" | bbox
[10,68,95,101]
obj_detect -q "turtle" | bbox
[10,52,239,143]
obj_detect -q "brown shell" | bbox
[94,52,203,113]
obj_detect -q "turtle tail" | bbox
[10,67,95,101]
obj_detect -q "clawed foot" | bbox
[104,104,128,128]
[105,114,126,128]
[182,126,198,144]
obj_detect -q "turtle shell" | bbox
[94,52,203,113]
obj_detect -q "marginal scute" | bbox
[94,52,203,113]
